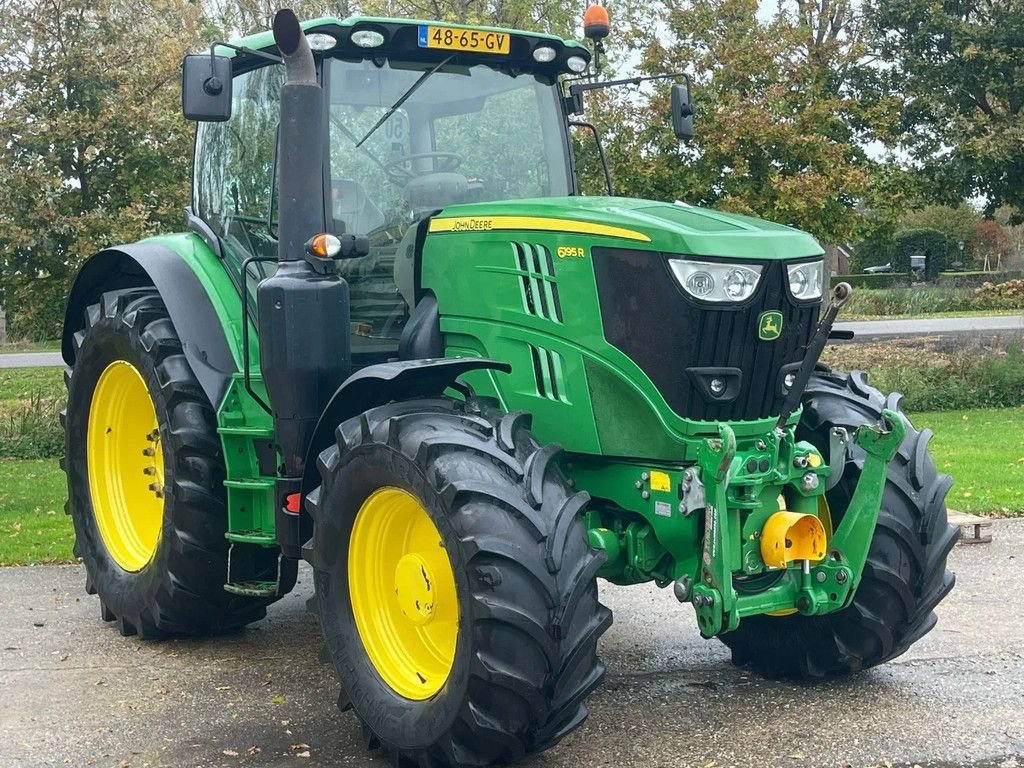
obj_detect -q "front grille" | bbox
[592,248,819,421]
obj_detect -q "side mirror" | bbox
[182,54,232,122]
[671,82,695,140]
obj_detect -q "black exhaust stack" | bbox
[257,9,351,558]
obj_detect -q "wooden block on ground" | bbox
[947,510,993,545]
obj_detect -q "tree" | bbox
[901,202,981,266]
[867,0,1024,220]
[207,0,586,37]
[974,219,1010,269]
[578,0,896,245]
[0,0,206,338]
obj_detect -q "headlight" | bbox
[669,259,763,303]
[787,260,824,301]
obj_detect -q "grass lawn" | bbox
[0,340,61,354]
[0,366,63,402]
[911,407,1024,517]
[0,458,73,566]
[0,407,1020,567]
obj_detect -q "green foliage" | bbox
[0,367,64,460]
[0,0,208,340]
[893,228,946,278]
[823,338,1024,413]
[840,281,1024,317]
[871,345,1024,412]
[938,270,1024,289]
[867,0,1024,218]
[0,395,64,460]
[584,0,887,245]
[852,230,896,273]
[901,203,982,267]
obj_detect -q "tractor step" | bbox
[224,543,283,598]
[224,580,279,598]
[948,510,993,545]
[225,530,276,545]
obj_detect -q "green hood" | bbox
[436,197,825,260]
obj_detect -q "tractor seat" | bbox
[330,179,385,236]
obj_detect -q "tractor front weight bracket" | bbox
[693,424,738,637]
[690,410,905,638]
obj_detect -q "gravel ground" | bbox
[1,521,1022,768]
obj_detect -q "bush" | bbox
[822,338,1024,412]
[938,270,1024,288]
[838,279,1024,317]
[841,285,975,316]
[894,228,947,279]
[970,279,1024,310]
[0,394,63,459]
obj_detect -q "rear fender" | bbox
[62,235,243,408]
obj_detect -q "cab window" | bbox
[193,64,284,283]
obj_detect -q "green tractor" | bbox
[61,8,957,765]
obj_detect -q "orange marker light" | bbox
[307,233,342,259]
[584,4,610,40]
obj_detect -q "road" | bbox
[0,352,63,369]
[1,521,1022,768]
[834,314,1024,341]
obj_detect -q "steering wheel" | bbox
[383,152,463,183]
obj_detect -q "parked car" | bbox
[864,262,893,273]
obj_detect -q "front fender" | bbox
[62,234,243,408]
[299,357,512,498]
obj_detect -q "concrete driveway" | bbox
[1,521,1022,768]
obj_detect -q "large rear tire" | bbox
[63,287,285,637]
[309,397,611,767]
[720,368,958,677]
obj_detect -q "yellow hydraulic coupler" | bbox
[760,511,827,569]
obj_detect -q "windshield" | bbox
[326,58,572,238]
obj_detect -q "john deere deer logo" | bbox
[758,311,783,341]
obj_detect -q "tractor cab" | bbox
[186,18,593,363]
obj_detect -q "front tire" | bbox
[309,398,611,767]
[63,287,282,637]
[720,368,958,677]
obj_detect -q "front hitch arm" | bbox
[692,423,738,637]
[827,408,906,598]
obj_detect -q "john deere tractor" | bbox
[61,8,957,765]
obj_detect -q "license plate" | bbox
[417,25,510,55]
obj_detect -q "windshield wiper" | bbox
[355,55,453,148]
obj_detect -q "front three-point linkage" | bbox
[689,410,906,638]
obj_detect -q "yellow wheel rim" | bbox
[86,360,164,572]
[349,487,459,700]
